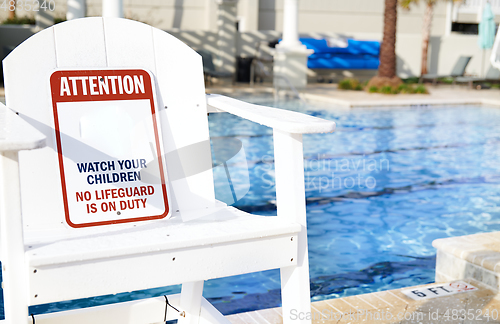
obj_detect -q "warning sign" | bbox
[50,69,169,228]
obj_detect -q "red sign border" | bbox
[50,69,169,228]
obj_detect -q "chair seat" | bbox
[25,206,300,267]
[24,206,301,305]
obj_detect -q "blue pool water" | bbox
[10,100,500,318]
[205,100,500,314]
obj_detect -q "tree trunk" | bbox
[379,0,398,78]
[8,0,15,20]
[421,2,434,76]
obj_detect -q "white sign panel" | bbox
[50,69,169,228]
[402,281,478,300]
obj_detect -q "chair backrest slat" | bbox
[55,17,108,68]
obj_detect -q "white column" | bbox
[236,0,258,32]
[281,0,302,48]
[273,0,311,89]
[67,0,85,20]
[445,0,453,36]
[102,0,123,18]
[452,3,459,22]
[477,0,486,22]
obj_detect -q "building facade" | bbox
[1,0,499,79]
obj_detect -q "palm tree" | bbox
[8,1,16,20]
[379,0,399,78]
[367,0,402,89]
[400,0,462,76]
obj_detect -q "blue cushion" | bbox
[296,38,380,69]
[307,55,380,69]
[299,38,380,55]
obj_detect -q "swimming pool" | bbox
[205,100,500,314]
[17,99,500,318]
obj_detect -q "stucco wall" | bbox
[258,0,449,36]
[0,0,473,35]
[0,0,495,80]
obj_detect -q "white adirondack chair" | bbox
[0,17,336,324]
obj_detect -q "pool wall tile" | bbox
[322,298,358,314]
[481,255,500,273]
[482,232,500,243]
[337,295,377,311]
[355,293,392,309]
[436,250,468,279]
[435,247,500,291]
[227,313,250,324]
[309,304,339,324]
[435,270,455,283]
[434,232,500,277]
[238,311,262,324]
[399,313,463,324]
[337,310,399,324]
[254,308,282,324]
[405,297,467,315]
[375,291,410,306]
[465,297,500,323]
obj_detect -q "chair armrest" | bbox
[0,103,46,152]
[206,94,336,134]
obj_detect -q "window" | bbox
[451,22,479,34]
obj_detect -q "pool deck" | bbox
[227,278,500,324]
[206,83,500,108]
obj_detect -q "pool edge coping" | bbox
[301,93,500,109]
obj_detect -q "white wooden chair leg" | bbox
[179,281,205,324]
[0,152,30,324]
[273,130,312,324]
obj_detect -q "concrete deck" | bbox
[206,83,500,108]
[228,279,500,324]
